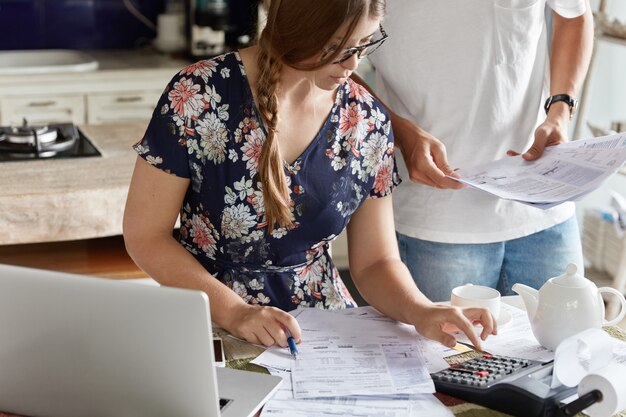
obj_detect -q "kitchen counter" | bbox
[0,49,192,96]
[0,123,146,245]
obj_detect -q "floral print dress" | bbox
[134,52,401,311]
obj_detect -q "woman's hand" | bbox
[224,304,302,348]
[410,305,497,350]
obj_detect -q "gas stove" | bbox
[0,120,101,162]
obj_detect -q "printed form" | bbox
[253,307,453,417]
[452,133,626,208]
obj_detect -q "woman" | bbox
[123,0,496,350]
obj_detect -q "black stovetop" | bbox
[0,123,101,162]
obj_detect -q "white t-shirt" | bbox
[368,0,586,244]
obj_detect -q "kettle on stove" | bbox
[512,263,626,351]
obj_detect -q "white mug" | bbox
[451,284,501,320]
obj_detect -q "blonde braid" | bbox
[256,45,293,232]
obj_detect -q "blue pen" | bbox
[287,334,299,360]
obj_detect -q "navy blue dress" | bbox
[134,52,401,311]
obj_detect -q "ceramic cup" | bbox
[451,284,501,320]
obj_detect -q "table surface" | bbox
[1,295,624,417]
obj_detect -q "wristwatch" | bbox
[544,94,579,119]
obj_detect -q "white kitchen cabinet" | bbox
[0,94,85,125]
[86,90,162,124]
[0,50,188,127]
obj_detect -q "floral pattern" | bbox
[134,52,400,312]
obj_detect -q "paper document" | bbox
[254,307,453,417]
[451,133,626,208]
[455,303,555,363]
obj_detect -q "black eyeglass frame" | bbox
[323,24,389,65]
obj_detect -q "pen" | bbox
[287,334,299,360]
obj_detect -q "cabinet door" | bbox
[0,94,86,125]
[87,90,162,125]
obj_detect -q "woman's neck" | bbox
[240,46,336,108]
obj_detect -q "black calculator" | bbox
[431,353,578,417]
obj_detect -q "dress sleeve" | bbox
[367,115,402,199]
[133,71,200,179]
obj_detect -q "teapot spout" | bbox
[511,283,539,322]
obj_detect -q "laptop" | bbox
[0,263,282,417]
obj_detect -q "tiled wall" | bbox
[0,0,166,50]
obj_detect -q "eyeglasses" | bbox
[321,24,388,65]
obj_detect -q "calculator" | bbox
[431,353,577,417]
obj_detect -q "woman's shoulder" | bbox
[173,52,244,85]
[343,77,389,117]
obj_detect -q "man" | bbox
[365,0,594,301]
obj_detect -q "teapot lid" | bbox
[551,263,588,288]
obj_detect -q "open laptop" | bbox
[0,263,282,417]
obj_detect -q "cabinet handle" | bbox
[27,100,56,107]
[115,96,142,103]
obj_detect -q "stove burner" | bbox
[3,119,58,146]
[0,120,101,161]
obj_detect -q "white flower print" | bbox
[217,104,230,121]
[146,155,163,165]
[233,176,253,200]
[160,103,169,115]
[204,84,222,109]
[270,227,288,239]
[195,113,228,164]
[220,67,231,78]
[221,203,256,239]
[350,158,364,179]
[249,279,263,290]
[360,131,386,175]
[369,107,386,129]
[232,281,253,303]
[228,149,238,162]
[135,144,149,155]
[331,156,346,171]
[321,279,345,309]
[256,293,271,304]
[224,187,237,205]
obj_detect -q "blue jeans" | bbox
[397,216,584,302]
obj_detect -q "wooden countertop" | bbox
[0,123,146,245]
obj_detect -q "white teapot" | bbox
[512,264,626,351]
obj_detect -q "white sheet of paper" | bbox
[264,369,451,417]
[291,337,433,398]
[455,304,554,362]
[452,133,626,207]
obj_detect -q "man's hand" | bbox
[392,114,464,189]
[507,102,570,160]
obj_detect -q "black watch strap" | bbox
[544,94,579,118]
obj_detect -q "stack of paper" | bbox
[254,307,454,417]
[453,133,626,208]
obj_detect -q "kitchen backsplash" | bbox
[0,0,166,50]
